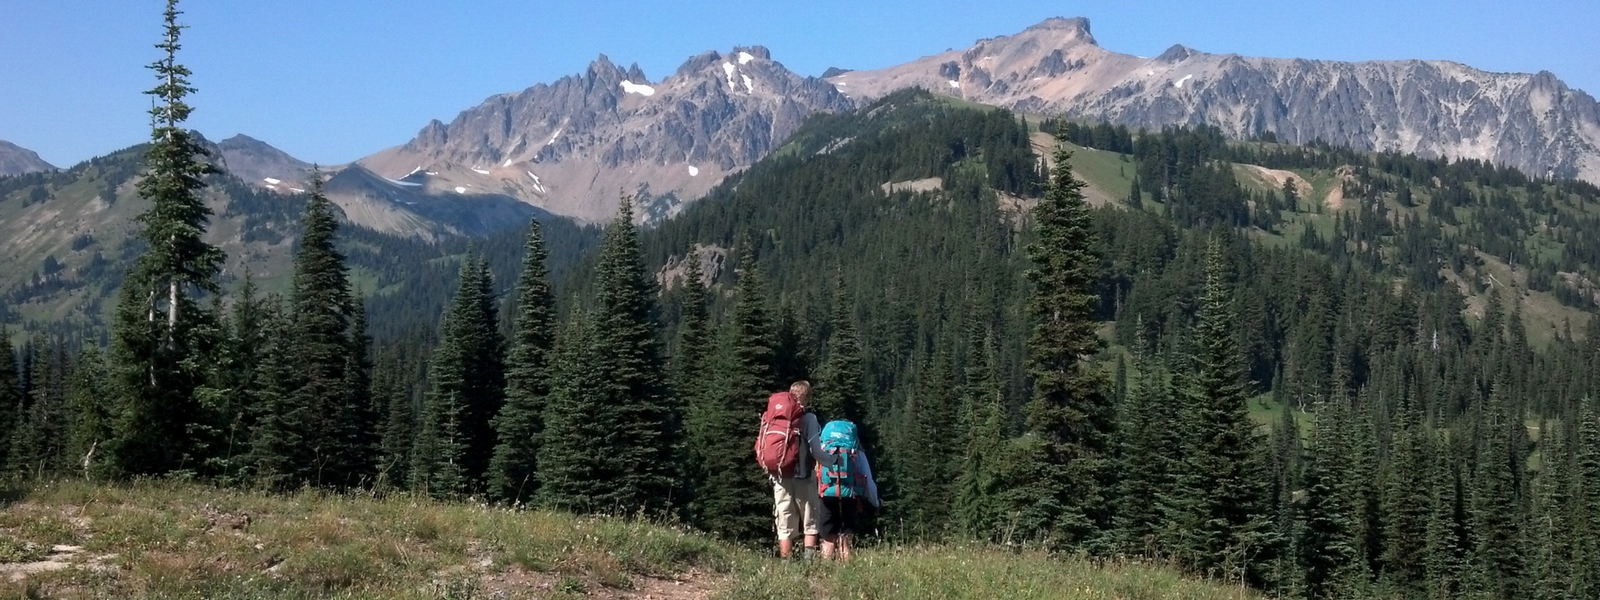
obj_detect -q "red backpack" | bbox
[755,392,805,477]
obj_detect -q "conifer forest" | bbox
[6,4,1600,599]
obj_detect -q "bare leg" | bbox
[779,538,793,558]
[820,535,837,559]
[839,534,853,560]
[804,533,818,552]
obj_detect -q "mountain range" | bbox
[830,17,1600,183]
[7,16,1600,241]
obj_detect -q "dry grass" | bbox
[0,480,1260,599]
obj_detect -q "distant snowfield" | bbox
[472,167,491,175]
[742,74,754,93]
[389,179,422,187]
[263,177,281,185]
[1175,74,1194,88]
[454,186,467,194]
[738,51,755,65]
[688,165,699,176]
[947,80,960,89]
[620,80,656,96]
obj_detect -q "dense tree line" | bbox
[7,10,1600,596]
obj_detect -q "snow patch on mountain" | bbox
[738,51,754,65]
[263,177,281,185]
[620,80,656,96]
[688,165,699,176]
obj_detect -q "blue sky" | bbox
[2,0,1596,167]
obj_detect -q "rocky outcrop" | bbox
[360,47,853,223]
[830,17,1600,184]
[0,139,56,176]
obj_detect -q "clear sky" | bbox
[2,0,1595,168]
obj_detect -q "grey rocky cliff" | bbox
[831,17,1600,183]
[361,47,852,222]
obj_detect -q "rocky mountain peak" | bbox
[0,139,57,176]
[214,134,315,192]
[1157,44,1197,63]
[358,44,852,223]
[1025,16,1096,45]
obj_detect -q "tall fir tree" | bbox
[288,172,369,487]
[0,328,19,471]
[672,250,715,512]
[1298,399,1363,600]
[1017,131,1116,548]
[591,198,677,513]
[1468,384,1527,600]
[247,298,306,489]
[816,275,866,425]
[412,254,505,497]
[1169,238,1276,583]
[1571,398,1600,598]
[687,235,776,539]
[1113,332,1180,555]
[108,0,225,476]
[488,219,557,503]
[9,337,68,478]
[65,346,113,480]
[536,309,612,510]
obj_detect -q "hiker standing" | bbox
[817,419,880,561]
[755,381,834,559]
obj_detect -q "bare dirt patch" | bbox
[880,177,943,194]
[1238,164,1312,198]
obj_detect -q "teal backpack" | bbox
[817,420,861,499]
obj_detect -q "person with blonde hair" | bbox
[763,380,834,559]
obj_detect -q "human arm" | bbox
[857,449,881,507]
[804,413,835,468]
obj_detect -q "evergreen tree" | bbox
[592,198,677,513]
[107,0,225,476]
[815,276,866,425]
[897,346,960,539]
[1298,399,1363,599]
[535,310,611,510]
[1018,132,1116,548]
[9,337,68,478]
[1571,399,1600,598]
[672,250,715,512]
[1169,238,1276,583]
[412,255,505,497]
[1468,384,1527,599]
[488,219,557,503]
[247,300,306,489]
[1423,433,1469,599]
[1114,333,1179,555]
[0,328,19,471]
[955,330,1008,540]
[288,172,366,487]
[1379,405,1433,592]
[65,346,113,480]
[687,236,775,539]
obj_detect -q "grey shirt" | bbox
[791,411,836,479]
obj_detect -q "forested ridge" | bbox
[5,10,1600,597]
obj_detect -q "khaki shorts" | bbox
[772,476,827,540]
